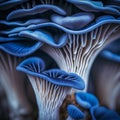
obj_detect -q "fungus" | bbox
[92,106,120,120]
[0,50,32,120]
[0,36,42,57]
[1,0,120,91]
[17,57,85,120]
[90,45,120,111]
[0,0,120,119]
[75,92,99,109]
[67,104,84,120]
[75,92,99,119]
[39,0,120,91]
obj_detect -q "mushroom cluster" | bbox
[0,0,120,120]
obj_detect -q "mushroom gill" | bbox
[17,57,85,120]
[41,23,120,91]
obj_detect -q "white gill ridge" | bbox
[28,76,70,120]
[41,24,120,90]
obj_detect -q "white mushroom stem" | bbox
[28,75,71,120]
[41,24,120,91]
[0,51,31,119]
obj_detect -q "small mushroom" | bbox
[75,92,99,119]
[67,104,84,120]
[17,57,85,120]
[0,36,42,57]
[75,92,99,109]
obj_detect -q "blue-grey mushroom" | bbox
[17,57,85,120]
[0,0,120,91]
[75,92,99,109]
[67,104,84,120]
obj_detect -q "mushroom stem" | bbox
[41,24,120,91]
[0,51,31,120]
[28,75,71,120]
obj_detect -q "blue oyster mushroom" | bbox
[7,4,66,20]
[0,2,67,52]
[92,106,120,120]
[0,0,119,119]
[0,36,42,56]
[67,104,84,120]
[17,57,85,120]
[0,50,32,120]
[0,0,119,109]
[0,0,29,10]
[66,92,99,120]
[75,92,99,109]
[75,92,99,119]
[103,39,120,55]
[37,0,120,92]
[67,0,120,15]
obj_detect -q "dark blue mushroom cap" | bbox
[0,0,29,10]
[67,0,120,15]
[17,57,85,90]
[51,12,95,30]
[1,0,120,51]
[67,104,84,119]
[75,92,99,109]
[0,37,42,57]
[92,106,120,120]
[18,30,67,48]
[7,4,66,20]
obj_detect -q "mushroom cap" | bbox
[19,16,119,35]
[67,104,84,119]
[0,36,42,57]
[67,0,120,15]
[17,57,85,90]
[1,0,120,50]
[51,12,95,30]
[92,106,120,120]
[0,0,29,10]
[75,92,99,109]
[18,30,67,48]
[7,4,66,20]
